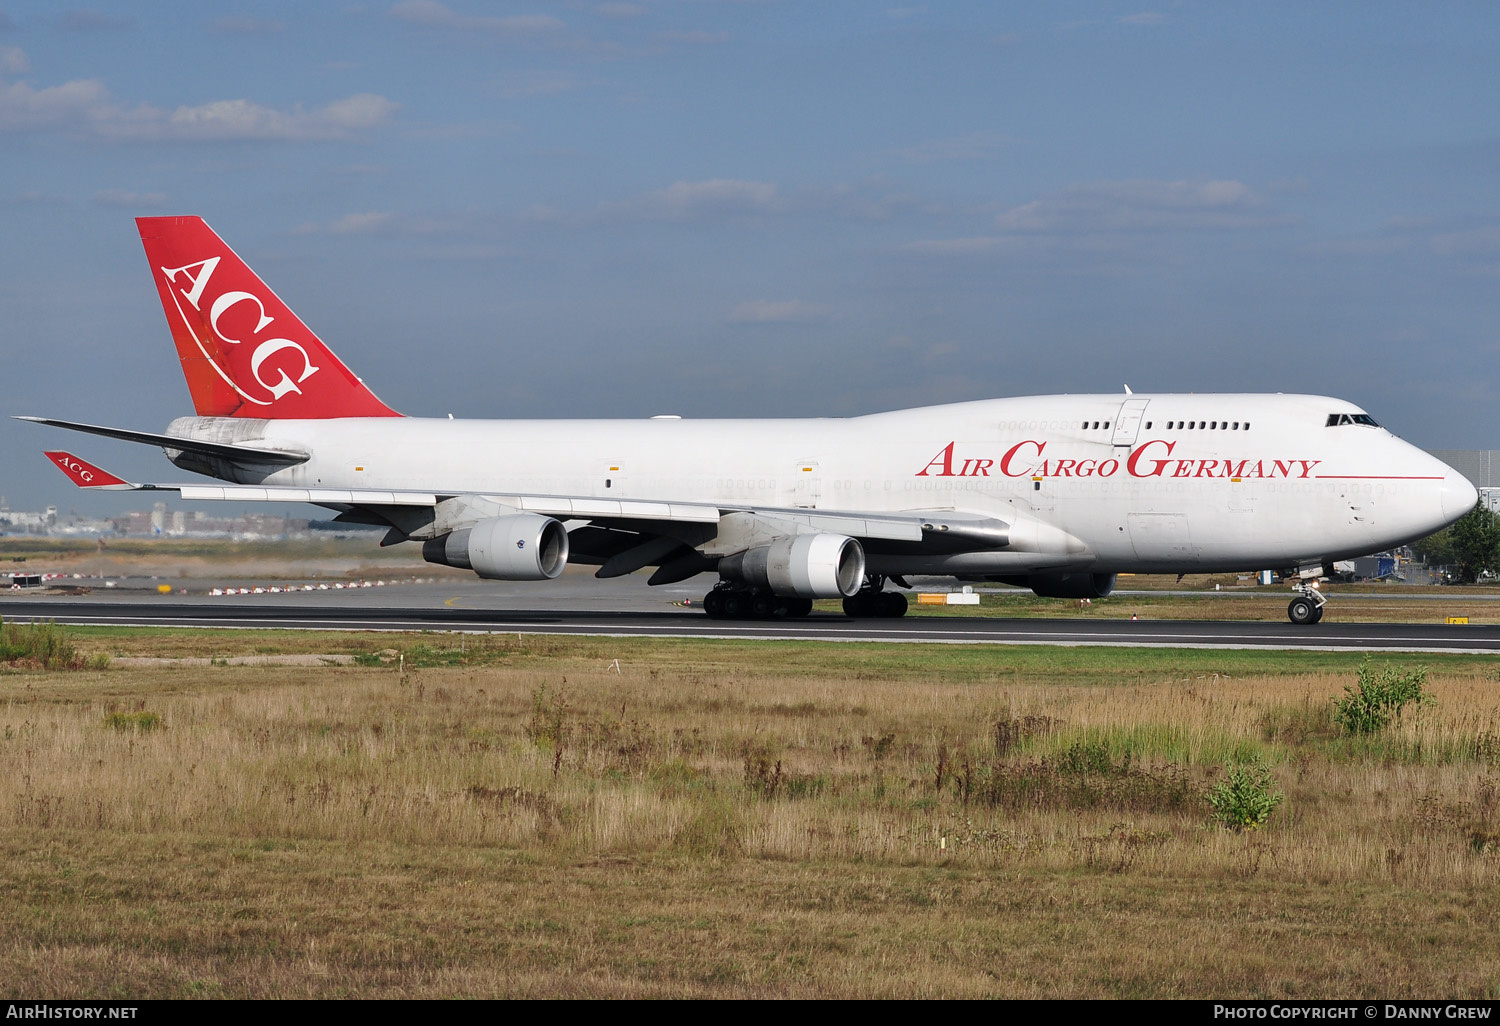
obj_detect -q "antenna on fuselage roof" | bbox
[1123,384,1133,395]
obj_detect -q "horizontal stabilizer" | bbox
[16,416,308,465]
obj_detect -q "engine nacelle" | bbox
[996,572,1117,599]
[423,514,569,581]
[718,534,866,598]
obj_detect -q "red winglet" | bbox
[44,452,129,488]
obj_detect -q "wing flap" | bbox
[178,485,440,505]
[480,494,723,524]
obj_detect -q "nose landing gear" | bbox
[1287,581,1327,625]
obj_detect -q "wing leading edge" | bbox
[37,450,1009,549]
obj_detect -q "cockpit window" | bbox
[1326,413,1380,427]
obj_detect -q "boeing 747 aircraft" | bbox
[22,217,1478,624]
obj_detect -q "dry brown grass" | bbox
[3,631,1500,998]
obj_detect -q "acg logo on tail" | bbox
[160,256,320,405]
[55,453,94,483]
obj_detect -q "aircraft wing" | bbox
[40,451,1003,549]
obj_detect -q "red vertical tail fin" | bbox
[137,216,401,418]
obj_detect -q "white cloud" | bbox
[292,211,479,237]
[10,190,70,206]
[0,78,112,133]
[614,179,781,220]
[903,179,1295,257]
[93,189,167,208]
[139,93,397,141]
[991,179,1285,233]
[729,300,830,324]
[327,211,394,234]
[390,1,564,34]
[0,78,397,140]
[0,45,29,75]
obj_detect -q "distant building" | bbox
[0,499,311,540]
[0,504,57,534]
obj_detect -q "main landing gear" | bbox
[701,584,814,621]
[842,576,909,619]
[1287,581,1327,625]
[699,576,911,620]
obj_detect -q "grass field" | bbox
[3,626,1500,998]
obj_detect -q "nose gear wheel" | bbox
[1287,581,1327,625]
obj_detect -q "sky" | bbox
[1,1,1498,515]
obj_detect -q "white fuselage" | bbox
[171,393,1474,577]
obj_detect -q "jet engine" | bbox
[423,514,569,581]
[995,572,1117,599]
[717,534,866,598]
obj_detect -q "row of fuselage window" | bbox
[1078,419,1250,432]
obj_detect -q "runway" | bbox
[4,594,1499,653]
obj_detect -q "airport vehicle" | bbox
[22,216,1478,624]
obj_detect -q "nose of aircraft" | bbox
[1440,471,1480,523]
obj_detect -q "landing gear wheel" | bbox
[702,590,727,619]
[785,598,814,618]
[877,591,909,618]
[842,592,876,618]
[751,593,780,619]
[1288,596,1317,625]
[1310,604,1324,624]
[723,591,749,619]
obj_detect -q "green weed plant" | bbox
[1334,660,1429,735]
[1206,759,1284,831]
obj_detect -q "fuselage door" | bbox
[793,461,820,508]
[1127,512,1198,563]
[1112,398,1151,448]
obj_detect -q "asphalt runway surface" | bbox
[4,577,1498,653]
